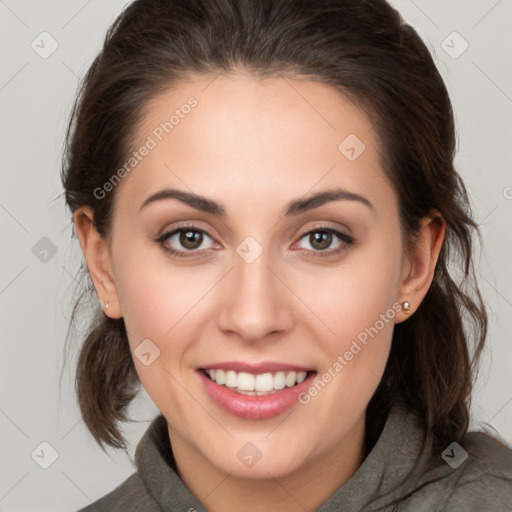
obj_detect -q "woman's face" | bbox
[93,72,416,478]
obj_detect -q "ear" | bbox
[73,208,122,319]
[395,210,446,323]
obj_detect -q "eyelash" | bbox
[155,222,355,260]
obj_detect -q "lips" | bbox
[197,361,316,420]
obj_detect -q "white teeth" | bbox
[273,371,286,390]
[215,369,225,385]
[296,372,307,384]
[205,369,311,392]
[255,373,274,391]
[225,370,237,388]
[285,371,297,387]
[237,372,255,391]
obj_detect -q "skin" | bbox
[74,71,445,512]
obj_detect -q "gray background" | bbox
[1,1,511,510]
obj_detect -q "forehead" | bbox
[115,71,391,214]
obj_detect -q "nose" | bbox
[217,250,294,343]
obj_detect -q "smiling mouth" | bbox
[201,369,317,396]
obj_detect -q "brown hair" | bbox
[62,0,487,454]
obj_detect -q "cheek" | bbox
[111,247,203,412]
[304,233,403,390]
[306,253,401,346]
[111,240,186,352]
[298,264,399,428]
[115,274,172,345]
[112,243,217,360]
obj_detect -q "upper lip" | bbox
[199,361,316,374]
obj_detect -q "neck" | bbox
[169,415,366,512]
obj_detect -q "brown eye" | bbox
[179,230,203,249]
[309,231,333,250]
[294,227,355,259]
[157,225,216,257]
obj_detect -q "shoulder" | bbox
[442,431,512,511]
[463,430,512,480]
[76,472,161,512]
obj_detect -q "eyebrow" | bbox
[139,186,374,216]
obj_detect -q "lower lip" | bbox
[197,370,316,420]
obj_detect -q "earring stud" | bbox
[401,301,411,313]
[103,300,110,310]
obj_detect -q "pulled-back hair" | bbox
[62,0,487,454]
